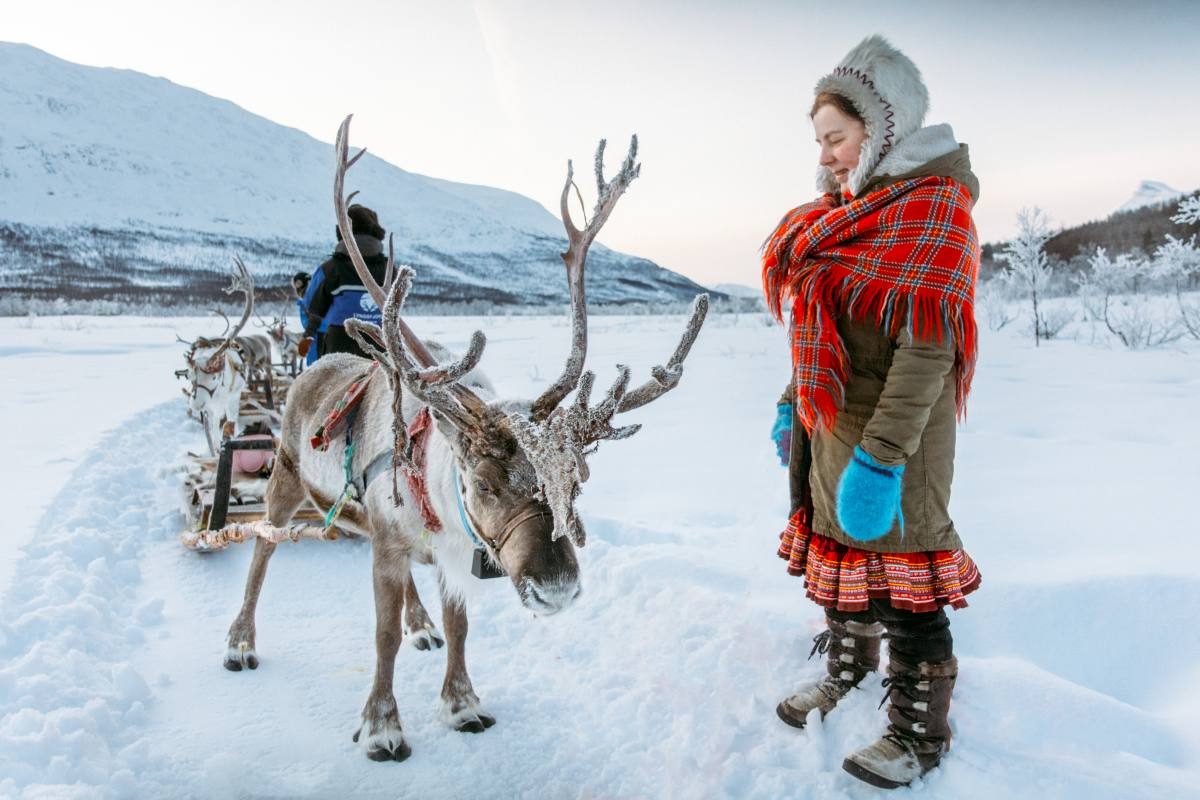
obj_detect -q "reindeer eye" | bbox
[474,479,491,495]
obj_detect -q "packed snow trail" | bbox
[1,313,1199,798]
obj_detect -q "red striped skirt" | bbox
[777,508,981,613]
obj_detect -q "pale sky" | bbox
[7,0,1200,288]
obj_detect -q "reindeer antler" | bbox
[202,258,255,373]
[617,294,709,412]
[529,136,641,422]
[334,115,491,422]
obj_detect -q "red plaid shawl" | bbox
[762,177,980,432]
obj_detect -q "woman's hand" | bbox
[836,446,904,540]
[771,403,793,467]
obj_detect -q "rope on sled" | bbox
[180,520,339,552]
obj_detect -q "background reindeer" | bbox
[257,294,305,376]
[177,263,282,452]
[222,116,708,762]
[179,261,256,454]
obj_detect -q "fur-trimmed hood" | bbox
[815,35,930,196]
[861,123,980,203]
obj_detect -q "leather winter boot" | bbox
[776,617,884,728]
[842,655,958,789]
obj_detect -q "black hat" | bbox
[335,204,386,241]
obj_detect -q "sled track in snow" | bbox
[0,401,189,797]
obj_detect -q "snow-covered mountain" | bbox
[1116,181,1183,215]
[710,282,761,299]
[0,42,712,307]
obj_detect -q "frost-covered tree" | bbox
[1078,247,1182,348]
[997,207,1058,346]
[1153,234,1200,339]
[1172,195,1200,226]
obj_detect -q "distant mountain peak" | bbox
[1117,181,1183,215]
[710,282,760,299]
[0,42,709,307]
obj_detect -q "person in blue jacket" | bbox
[302,204,387,359]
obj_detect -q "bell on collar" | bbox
[471,547,506,580]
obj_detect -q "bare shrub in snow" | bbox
[1033,305,1075,341]
[977,272,1020,331]
[997,207,1057,346]
[1078,248,1183,349]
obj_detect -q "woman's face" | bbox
[812,103,866,189]
[292,279,306,297]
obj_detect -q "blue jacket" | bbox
[301,264,330,334]
[303,250,387,337]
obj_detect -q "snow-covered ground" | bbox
[2,310,1198,799]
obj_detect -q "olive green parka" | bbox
[783,142,980,554]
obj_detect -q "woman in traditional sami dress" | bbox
[763,35,982,789]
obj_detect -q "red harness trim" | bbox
[310,362,381,451]
[404,407,443,533]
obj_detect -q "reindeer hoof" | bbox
[355,713,410,763]
[223,642,258,671]
[455,713,496,734]
[367,741,411,762]
[443,700,496,734]
[405,623,445,652]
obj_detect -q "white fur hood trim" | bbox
[872,124,960,179]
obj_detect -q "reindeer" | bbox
[221,116,708,762]
[179,261,257,454]
[177,266,281,453]
[257,294,305,377]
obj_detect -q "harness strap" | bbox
[322,404,360,533]
[354,407,443,533]
[453,465,489,551]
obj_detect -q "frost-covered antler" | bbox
[506,136,710,546]
[202,257,255,374]
[529,136,641,422]
[617,294,709,412]
[335,114,497,504]
[334,115,491,421]
[214,308,232,337]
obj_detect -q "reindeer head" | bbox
[335,116,707,615]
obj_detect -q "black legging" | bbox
[828,599,953,664]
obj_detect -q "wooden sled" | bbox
[180,434,342,552]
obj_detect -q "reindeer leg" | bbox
[438,576,495,733]
[354,542,411,761]
[402,568,445,652]
[224,455,304,671]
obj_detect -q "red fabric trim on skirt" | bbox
[777,508,981,614]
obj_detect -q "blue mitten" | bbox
[771,404,793,466]
[836,446,904,541]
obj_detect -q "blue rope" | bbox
[323,407,360,531]
[452,464,488,550]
